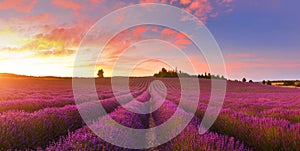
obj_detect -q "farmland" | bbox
[0,77,299,150]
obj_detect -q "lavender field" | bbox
[0,77,299,150]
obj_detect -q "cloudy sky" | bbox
[0,0,299,81]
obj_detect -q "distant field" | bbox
[0,77,299,150]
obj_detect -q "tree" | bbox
[283,81,294,86]
[154,68,179,78]
[249,80,253,83]
[267,80,272,85]
[97,69,104,78]
[242,78,247,82]
[207,73,211,79]
[262,80,266,85]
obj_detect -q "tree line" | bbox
[96,68,298,87]
[153,68,227,80]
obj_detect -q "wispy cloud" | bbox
[138,0,233,22]
[51,0,81,11]
[225,53,254,59]
[160,28,192,49]
[0,0,37,13]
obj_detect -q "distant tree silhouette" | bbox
[153,68,193,78]
[249,80,253,83]
[97,69,104,78]
[242,78,247,82]
[153,69,227,79]
[262,80,266,85]
[197,72,226,80]
[207,73,211,79]
[283,81,295,86]
[267,80,272,85]
[153,68,178,78]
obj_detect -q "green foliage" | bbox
[283,81,295,86]
[153,68,227,80]
[153,68,178,78]
[198,73,227,80]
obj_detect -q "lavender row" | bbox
[166,90,300,123]
[78,90,149,125]
[46,87,152,150]
[151,99,251,150]
[0,99,75,113]
[0,89,145,115]
[0,89,150,150]
[259,108,300,123]
[151,82,300,150]
[0,105,82,150]
[211,109,300,150]
[159,80,300,124]
[46,106,149,150]
[166,96,300,150]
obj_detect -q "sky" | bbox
[0,0,299,81]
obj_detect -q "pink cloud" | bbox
[151,27,158,32]
[5,19,94,57]
[175,38,191,45]
[0,0,37,13]
[91,0,101,4]
[52,0,81,10]
[226,62,248,70]
[139,0,165,5]
[137,0,233,22]
[160,28,192,49]
[134,26,148,37]
[100,27,147,60]
[161,28,177,35]
[185,0,212,22]
[22,14,56,23]
[225,53,254,59]
[1,14,57,37]
[180,0,191,5]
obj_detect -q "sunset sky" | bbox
[0,0,299,81]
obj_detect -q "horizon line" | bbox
[0,72,299,82]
